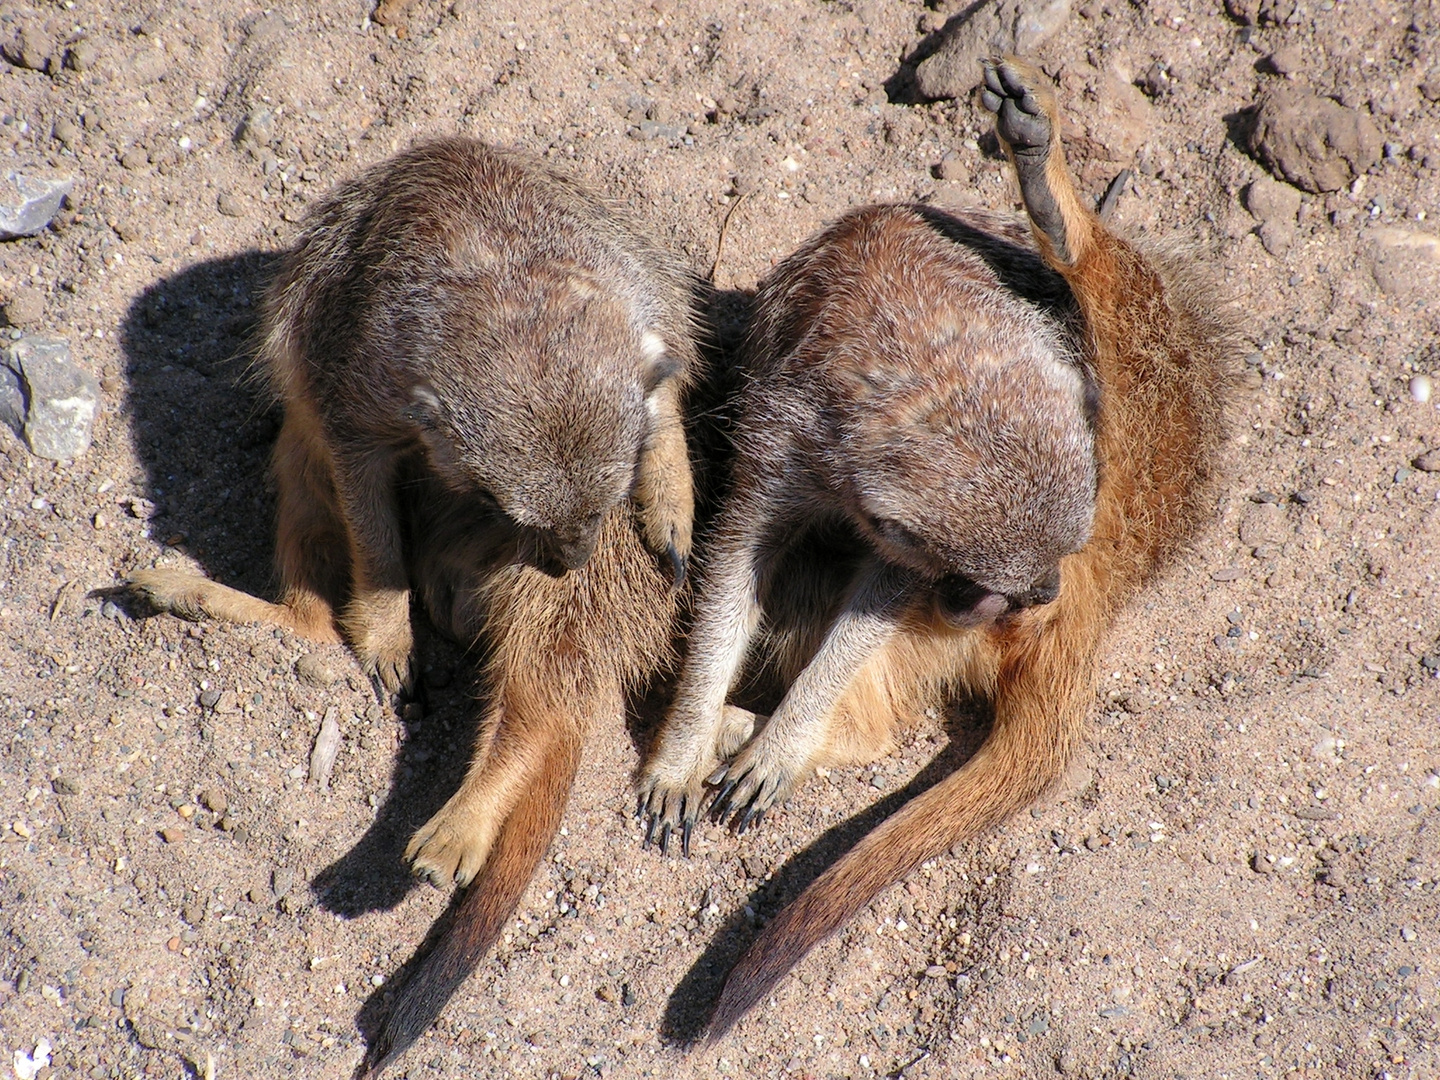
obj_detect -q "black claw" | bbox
[666,544,687,589]
[636,793,647,820]
[735,799,763,835]
[681,819,693,858]
[659,822,672,856]
[982,58,1004,96]
[710,779,739,820]
[644,812,658,849]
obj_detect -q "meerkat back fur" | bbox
[122,137,702,1073]
[640,56,1239,1037]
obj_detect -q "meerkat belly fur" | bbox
[123,138,701,1073]
[639,56,1239,1038]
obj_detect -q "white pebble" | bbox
[1410,374,1432,404]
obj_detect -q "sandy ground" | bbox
[0,0,1437,1077]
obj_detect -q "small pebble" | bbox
[1412,449,1440,473]
[295,652,339,688]
[199,688,221,709]
[160,826,183,844]
[1401,926,1417,942]
[937,154,967,182]
[2,286,44,328]
[1410,374,1432,404]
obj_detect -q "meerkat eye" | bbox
[868,515,923,552]
[407,383,442,428]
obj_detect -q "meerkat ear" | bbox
[639,331,681,393]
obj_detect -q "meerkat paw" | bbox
[980,55,1056,158]
[636,705,757,855]
[340,590,414,698]
[122,568,222,621]
[405,802,501,889]
[706,731,811,834]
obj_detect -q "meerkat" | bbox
[639,56,1238,1038]
[636,154,1100,855]
[120,137,701,1073]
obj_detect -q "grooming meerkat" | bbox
[636,139,1099,854]
[121,137,701,1073]
[640,56,1238,1037]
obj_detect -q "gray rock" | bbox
[914,0,1072,100]
[1249,88,1382,193]
[0,363,23,435]
[1,336,99,461]
[0,169,74,240]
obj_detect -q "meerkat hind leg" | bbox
[981,56,1085,265]
[123,569,342,642]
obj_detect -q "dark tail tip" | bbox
[356,734,580,1075]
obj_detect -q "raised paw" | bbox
[634,395,695,589]
[980,56,1055,158]
[405,804,499,888]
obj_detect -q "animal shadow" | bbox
[116,252,485,917]
[117,250,281,594]
[660,703,994,1044]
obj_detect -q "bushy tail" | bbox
[708,593,1101,1040]
[358,730,581,1077]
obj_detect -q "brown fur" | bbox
[655,57,1241,1037]
[119,138,701,1073]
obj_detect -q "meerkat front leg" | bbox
[633,378,694,584]
[707,557,919,829]
[332,447,415,697]
[980,55,1093,267]
[636,485,797,854]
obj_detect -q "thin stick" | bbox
[1097,168,1133,221]
[710,192,748,283]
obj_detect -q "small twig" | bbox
[891,1048,931,1077]
[1097,168,1133,221]
[710,192,748,283]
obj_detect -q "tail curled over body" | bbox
[358,725,581,1078]
[705,55,1238,1039]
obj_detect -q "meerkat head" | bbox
[841,344,1097,623]
[406,272,680,576]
